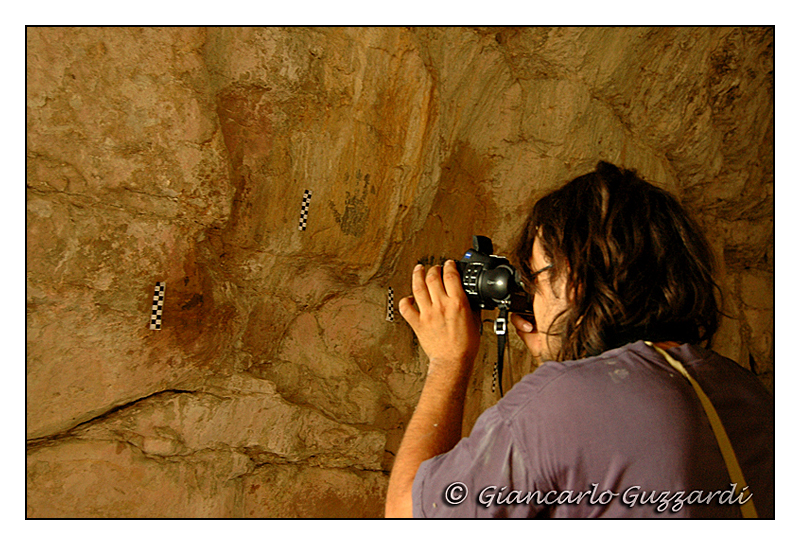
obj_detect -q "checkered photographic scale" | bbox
[149,282,165,330]
[298,189,313,231]
[386,287,395,322]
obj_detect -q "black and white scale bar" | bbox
[386,287,395,322]
[298,189,313,231]
[149,282,165,330]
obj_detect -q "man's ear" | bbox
[552,263,576,304]
[568,281,579,304]
[564,264,580,304]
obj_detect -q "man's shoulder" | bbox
[500,341,770,419]
[497,342,649,416]
[517,341,649,387]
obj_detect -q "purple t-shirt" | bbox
[412,341,774,518]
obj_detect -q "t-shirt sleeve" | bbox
[411,403,542,518]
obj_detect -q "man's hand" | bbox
[398,260,481,376]
[385,260,481,518]
[510,312,542,359]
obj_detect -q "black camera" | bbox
[455,235,533,317]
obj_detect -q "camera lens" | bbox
[480,266,514,301]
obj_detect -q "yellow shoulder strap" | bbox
[645,342,758,518]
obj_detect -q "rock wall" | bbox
[26,27,773,518]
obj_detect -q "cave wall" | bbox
[26,27,773,518]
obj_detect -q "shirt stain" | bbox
[608,368,630,382]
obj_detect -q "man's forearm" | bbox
[384,359,472,518]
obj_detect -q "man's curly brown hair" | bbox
[514,161,721,361]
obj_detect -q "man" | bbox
[384,162,774,518]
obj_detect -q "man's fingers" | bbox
[510,312,542,358]
[411,264,432,308]
[424,264,447,303]
[441,260,466,301]
[398,296,420,327]
[510,312,535,333]
[411,261,467,311]
[400,261,483,367]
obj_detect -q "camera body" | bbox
[455,235,533,316]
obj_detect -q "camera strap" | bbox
[493,306,509,396]
[646,341,757,518]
